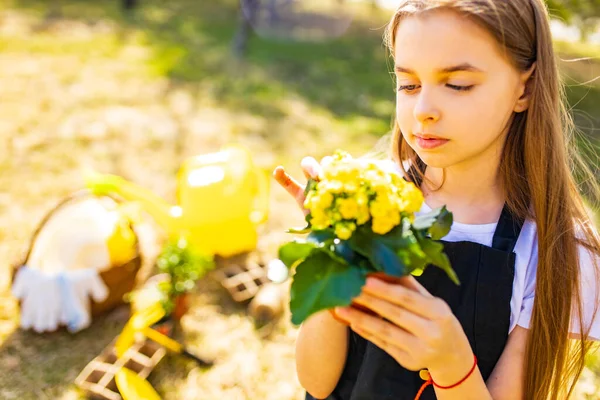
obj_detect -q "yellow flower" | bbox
[355,192,371,225]
[370,194,396,218]
[310,209,330,230]
[338,197,359,220]
[357,207,371,225]
[399,183,424,213]
[317,191,334,209]
[387,209,401,227]
[332,149,353,162]
[372,217,394,235]
[335,222,356,240]
[324,163,360,184]
[303,152,425,234]
[324,180,344,194]
[330,210,343,223]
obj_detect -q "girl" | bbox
[273,0,600,399]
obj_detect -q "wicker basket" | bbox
[11,189,143,320]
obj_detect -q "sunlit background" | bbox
[0,0,598,399]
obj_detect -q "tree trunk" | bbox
[122,0,137,10]
[232,0,259,59]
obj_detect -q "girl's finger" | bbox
[352,325,420,371]
[320,155,334,169]
[352,292,432,337]
[362,278,446,320]
[301,156,323,181]
[273,166,308,210]
[336,306,418,352]
[398,275,434,298]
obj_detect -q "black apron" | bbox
[306,204,523,400]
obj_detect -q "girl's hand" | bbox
[273,156,327,216]
[334,275,475,385]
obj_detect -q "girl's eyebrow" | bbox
[395,63,484,74]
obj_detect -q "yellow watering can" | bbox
[85,145,270,257]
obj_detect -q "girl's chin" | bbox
[413,152,457,169]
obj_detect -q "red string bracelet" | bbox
[413,354,478,400]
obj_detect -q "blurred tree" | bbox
[232,0,259,58]
[546,0,600,41]
[122,0,137,10]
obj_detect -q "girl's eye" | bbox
[397,84,475,93]
[397,84,419,93]
[446,84,474,91]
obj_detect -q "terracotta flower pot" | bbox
[172,293,190,321]
[329,273,405,325]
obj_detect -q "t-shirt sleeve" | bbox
[516,240,537,330]
[516,239,600,341]
[572,243,600,340]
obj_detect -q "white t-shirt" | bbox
[416,201,600,341]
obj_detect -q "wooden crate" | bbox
[75,338,166,400]
[213,261,270,302]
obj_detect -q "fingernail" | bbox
[365,277,381,288]
[336,307,350,317]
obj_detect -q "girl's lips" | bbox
[414,135,449,150]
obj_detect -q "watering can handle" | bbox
[250,168,270,225]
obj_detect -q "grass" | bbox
[0,0,598,398]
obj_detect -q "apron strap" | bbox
[491,204,524,253]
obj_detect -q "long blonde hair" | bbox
[384,1,600,398]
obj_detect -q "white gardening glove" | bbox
[12,266,63,333]
[58,268,108,333]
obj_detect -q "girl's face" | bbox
[394,10,534,170]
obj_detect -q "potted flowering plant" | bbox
[156,235,215,320]
[278,150,460,325]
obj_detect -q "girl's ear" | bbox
[514,62,536,113]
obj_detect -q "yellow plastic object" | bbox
[116,303,166,357]
[115,367,162,400]
[106,211,138,266]
[142,327,183,354]
[176,144,270,256]
[85,144,270,257]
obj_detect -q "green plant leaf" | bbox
[412,208,440,230]
[348,228,406,276]
[412,206,453,239]
[303,178,319,198]
[278,240,318,269]
[397,248,428,276]
[307,229,336,245]
[332,240,359,264]
[286,225,311,234]
[289,248,365,325]
[429,206,453,240]
[419,238,460,285]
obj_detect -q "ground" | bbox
[0,1,598,398]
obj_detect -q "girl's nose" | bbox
[413,88,441,124]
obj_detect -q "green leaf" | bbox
[289,248,365,325]
[412,206,453,239]
[307,229,336,245]
[348,229,406,276]
[397,248,428,276]
[412,208,441,230]
[429,206,453,240]
[288,212,317,234]
[286,225,311,234]
[278,240,318,269]
[419,238,460,285]
[332,240,365,265]
[303,178,319,198]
